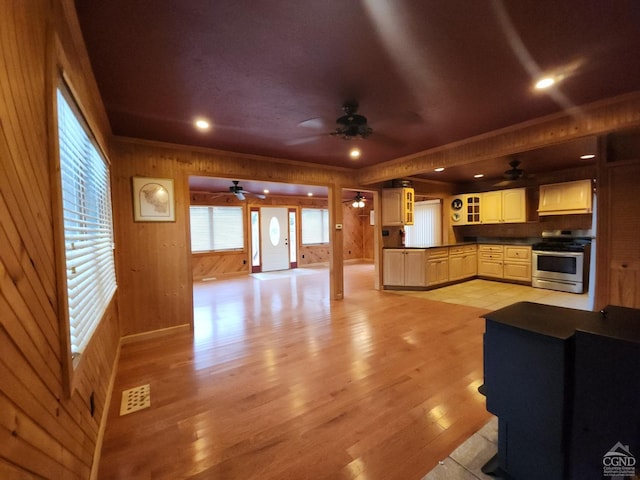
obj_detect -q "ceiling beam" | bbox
[357,91,640,185]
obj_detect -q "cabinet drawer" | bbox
[426,247,449,259]
[505,246,531,262]
[479,252,504,261]
[450,245,477,256]
[479,245,504,253]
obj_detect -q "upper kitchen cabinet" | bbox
[450,193,481,226]
[481,188,527,224]
[382,188,414,226]
[538,179,592,216]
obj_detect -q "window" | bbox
[301,208,329,244]
[57,85,116,366]
[405,200,442,247]
[190,206,244,252]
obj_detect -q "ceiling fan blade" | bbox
[254,193,266,199]
[297,117,327,129]
[235,192,246,201]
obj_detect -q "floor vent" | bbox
[120,384,151,416]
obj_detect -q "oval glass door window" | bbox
[269,216,280,246]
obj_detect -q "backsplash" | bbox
[452,214,593,241]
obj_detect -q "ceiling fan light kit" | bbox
[348,192,367,208]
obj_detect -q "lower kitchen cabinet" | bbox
[426,248,449,286]
[449,245,477,281]
[503,245,532,282]
[478,245,504,279]
[383,249,426,287]
[478,244,532,283]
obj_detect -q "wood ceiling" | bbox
[75,1,640,186]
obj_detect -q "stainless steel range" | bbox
[532,230,592,294]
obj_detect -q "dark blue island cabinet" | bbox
[482,302,640,480]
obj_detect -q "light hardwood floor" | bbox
[99,263,492,479]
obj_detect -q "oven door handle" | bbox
[532,250,583,257]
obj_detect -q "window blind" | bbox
[57,87,116,365]
[405,200,442,247]
[301,208,329,244]
[190,206,244,252]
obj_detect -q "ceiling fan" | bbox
[504,158,525,180]
[330,102,373,140]
[493,158,526,187]
[222,180,266,201]
[343,191,367,208]
[288,101,405,146]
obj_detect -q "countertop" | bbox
[383,239,537,250]
[483,301,640,343]
[383,242,476,250]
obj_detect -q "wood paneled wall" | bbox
[111,139,358,335]
[1,1,119,478]
[598,159,640,308]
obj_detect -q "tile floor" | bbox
[390,278,591,311]
[407,280,590,478]
[422,417,499,480]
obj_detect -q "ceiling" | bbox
[75,0,640,187]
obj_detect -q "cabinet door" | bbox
[449,255,464,281]
[383,250,405,285]
[381,190,404,226]
[504,262,531,281]
[427,258,448,286]
[463,253,478,277]
[502,188,526,223]
[478,259,503,278]
[404,250,426,286]
[481,191,502,223]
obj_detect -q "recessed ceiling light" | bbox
[307,192,313,197]
[434,167,445,172]
[263,189,269,194]
[194,118,210,130]
[580,154,595,160]
[474,174,484,178]
[535,76,555,90]
[349,148,361,159]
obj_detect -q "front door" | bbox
[260,207,290,272]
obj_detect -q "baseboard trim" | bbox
[90,340,121,480]
[120,323,191,345]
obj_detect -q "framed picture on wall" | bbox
[132,177,175,222]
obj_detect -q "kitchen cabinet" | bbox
[449,245,477,281]
[481,188,526,224]
[426,248,449,286]
[383,249,426,286]
[477,244,504,279]
[450,194,481,225]
[538,179,592,216]
[382,187,414,226]
[503,245,532,282]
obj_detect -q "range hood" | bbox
[538,179,593,216]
